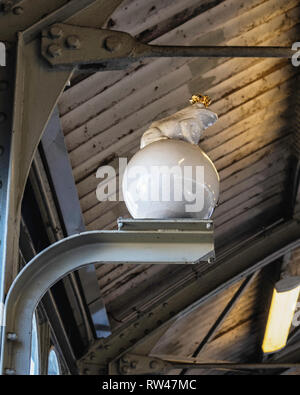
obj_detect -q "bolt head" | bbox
[104,36,121,52]
[7,333,17,341]
[66,35,80,49]
[89,352,96,361]
[150,360,159,370]
[121,366,130,374]
[130,361,137,369]
[47,44,62,58]
[4,368,15,375]
[13,6,23,15]
[49,26,63,39]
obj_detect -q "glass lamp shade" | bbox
[262,277,300,354]
[122,139,220,219]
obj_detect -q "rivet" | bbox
[208,257,215,264]
[121,366,129,374]
[49,26,63,39]
[163,302,168,308]
[13,6,23,15]
[133,322,139,328]
[149,360,159,370]
[104,36,121,52]
[206,223,212,229]
[0,81,8,91]
[66,35,80,49]
[7,333,17,341]
[89,352,95,361]
[0,113,7,123]
[47,44,62,58]
[4,368,15,375]
[130,361,137,369]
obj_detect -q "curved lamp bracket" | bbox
[0,219,214,375]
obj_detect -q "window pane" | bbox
[48,348,60,375]
[30,314,39,375]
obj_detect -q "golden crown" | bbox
[189,94,212,108]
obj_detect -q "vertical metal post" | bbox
[0,41,16,340]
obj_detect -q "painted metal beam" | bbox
[40,23,294,71]
[41,106,111,339]
[0,219,214,375]
[19,219,78,374]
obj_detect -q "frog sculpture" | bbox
[122,95,220,219]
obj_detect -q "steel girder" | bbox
[0,0,124,347]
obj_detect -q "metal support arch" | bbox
[0,219,214,375]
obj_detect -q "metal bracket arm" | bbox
[41,24,294,71]
[0,219,214,375]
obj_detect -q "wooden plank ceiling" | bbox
[57,0,300,370]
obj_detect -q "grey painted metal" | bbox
[82,220,300,374]
[19,218,77,374]
[42,106,111,339]
[41,23,294,71]
[22,0,99,43]
[0,220,214,375]
[41,107,85,236]
[0,39,14,357]
[117,218,214,231]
